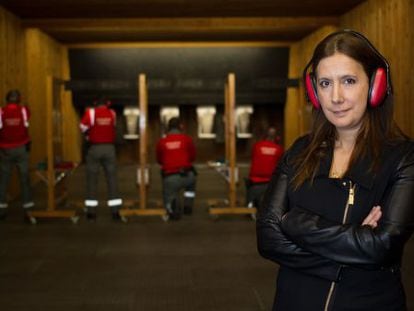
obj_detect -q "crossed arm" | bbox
[280,148,414,268]
[256,154,343,281]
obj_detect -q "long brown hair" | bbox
[292,30,407,189]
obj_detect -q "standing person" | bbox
[156,117,196,220]
[80,97,122,221]
[257,30,414,310]
[246,126,283,208]
[0,90,35,219]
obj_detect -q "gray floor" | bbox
[0,164,413,310]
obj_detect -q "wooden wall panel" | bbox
[25,29,47,167]
[0,6,26,101]
[61,48,82,163]
[25,29,81,168]
[340,0,414,137]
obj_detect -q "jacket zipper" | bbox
[324,181,356,311]
[342,182,355,223]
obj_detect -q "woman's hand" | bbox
[362,206,382,228]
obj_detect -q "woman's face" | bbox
[316,52,369,133]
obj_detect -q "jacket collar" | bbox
[317,145,375,189]
[168,129,181,134]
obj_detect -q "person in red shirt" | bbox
[246,126,284,208]
[80,96,122,221]
[156,117,196,220]
[0,90,35,220]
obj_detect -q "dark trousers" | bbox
[245,180,268,208]
[162,171,196,215]
[85,144,121,212]
[0,145,33,207]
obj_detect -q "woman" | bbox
[257,30,414,311]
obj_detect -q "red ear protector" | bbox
[303,30,391,109]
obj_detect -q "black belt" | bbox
[162,167,193,177]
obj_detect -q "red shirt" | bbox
[156,132,196,174]
[248,140,284,183]
[0,103,31,148]
[80,106,116,144]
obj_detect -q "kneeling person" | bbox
[246,127,283,208]
[156,117,196,220]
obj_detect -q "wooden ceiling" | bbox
[0,0,366,44]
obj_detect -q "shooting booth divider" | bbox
[119,74,168,222]
[26,76,79,224]
[208,73,257,218]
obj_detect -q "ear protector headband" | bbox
[303,30,392,109]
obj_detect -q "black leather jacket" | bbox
[257,136,414,282]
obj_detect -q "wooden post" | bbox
[139,74,147,210]
[228,74,237,209]
[208,73,257,217]
[224,83,230,162]
[46,75,56,212]
[27,76,78,224]
[119,74,167,221]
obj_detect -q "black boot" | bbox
[111,210,121,221]
[86,212,96,221]
[0,209,8,221]
[86,207,97,221]
[168,199,181,220]
[183,206,192,215]
[183,197,194,215]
